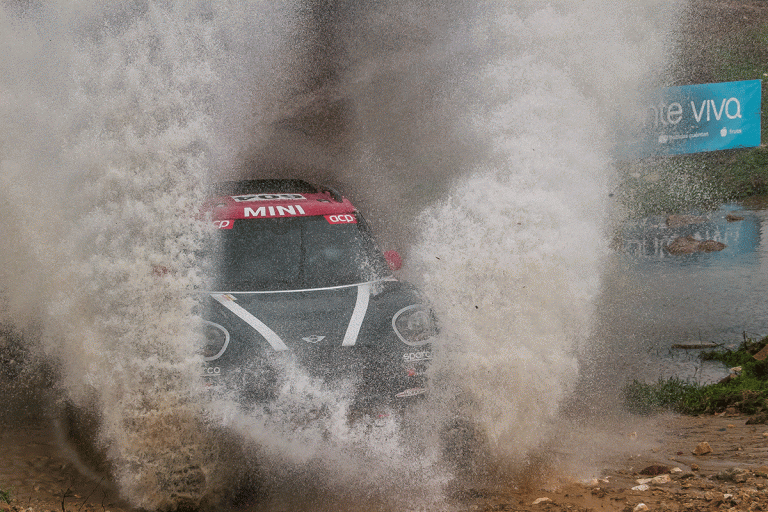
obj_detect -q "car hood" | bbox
[209,282,375,351]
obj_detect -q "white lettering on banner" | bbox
[244,204,306,218]
[691,98,742,123]
[214,220,233,229]
[203,367,221,375]
[232,194,306,202]
[726,98,742,119]
[325,214,357,224]
[647,102,683,126]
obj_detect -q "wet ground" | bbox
[4,385,768,512]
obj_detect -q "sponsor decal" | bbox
[202,366,221,376]
[302,335,326,343]
[395,387,427,398]
[324,214,357,224]
[231,193,306,202]
[214,220,234,229]
[403,350,432,362]
[243,204,306,218]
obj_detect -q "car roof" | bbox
[204,179,357,221]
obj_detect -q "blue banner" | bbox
[629,79,762,157]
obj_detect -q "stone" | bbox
[633,504,649,512]
[745,413,768,425]
[651,474,672,484]
[753,345,768,361]
[693,441,712,455]
[532,497,551,505]
[699,239,727,252]
[666,235,701,254]
[632,484,650,491]
[703,491,724,503]
[726,213,745,222]
[691,463,700,471]
[714,468,749,482]
[640,464,671,476]
[665,235,726,255]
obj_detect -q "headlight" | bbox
[392,305,437,346]
[201,321,230,361]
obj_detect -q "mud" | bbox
[3,380,768,512]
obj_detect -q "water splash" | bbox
[0,1,299,508]
[400,0,682,473]
[0,0,682,508]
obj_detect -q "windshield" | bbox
[213,214,391,291]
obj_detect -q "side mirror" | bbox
[384,250,402,271]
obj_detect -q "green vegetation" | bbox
[0,488,10,504]
[623,335,768,416]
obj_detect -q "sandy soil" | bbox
[3,392,768,512]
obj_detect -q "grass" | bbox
[623,335,768,416]
[0,488,10,504]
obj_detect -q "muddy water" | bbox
[592,202,768,386]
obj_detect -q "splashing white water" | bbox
[0,1,301,508]
[0,0,682,509]
[398,1,682,466]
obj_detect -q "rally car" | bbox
[199,179,436,413]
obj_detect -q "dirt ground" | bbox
[3,388,768,512]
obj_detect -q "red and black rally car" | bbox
[199,179,436,413]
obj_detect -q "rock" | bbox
[651,474,672,484]
[703,491,723,503]
[666,235,702,254]
[726,213,745,222]
[631,484,650,491]
[672,342,719,349]
[666,214,707,228]
[633,504,649,512]
[698,239,727,252]
[690,463,700,471]
[746,413,768,425]
[753,345,768,361]
[532,497,551,505]
[666,235,727,254]
[640,464,671,476]
[714,468,749,483]
[693,442,712,455]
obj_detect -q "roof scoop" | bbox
[321,185,343,203]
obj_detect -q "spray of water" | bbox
[339,0,683,479]
[0,1,301,508]
[0,0,683,509]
